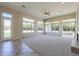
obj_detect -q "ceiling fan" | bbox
[44,11,51,15]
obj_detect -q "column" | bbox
[0,9,2,41]
[12,13,23,40]
[34,20,38,33]
[74,3,79,43]
[59,20,63,37]
[43,19,46,34]
[74,11,77,41]
[0,8,3,42]
[74,7,79,42]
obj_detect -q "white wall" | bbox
[12,13,23,40]
[0,9,2,41]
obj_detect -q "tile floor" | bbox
[0,40,39,56]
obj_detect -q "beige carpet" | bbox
[23,34,79,56]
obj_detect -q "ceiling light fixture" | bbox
[22,5,26,8]
[44,11,51,15]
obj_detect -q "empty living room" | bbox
[0,1,79,57]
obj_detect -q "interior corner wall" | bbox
[0,10,2,41]
[12,13,23,40]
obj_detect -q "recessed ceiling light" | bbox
[62,2,64,4]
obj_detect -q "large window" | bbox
[63,19,75,32]
[23,17,34,33]
[37,21,44,32]
[51,21,59,32]
[63,22,75,31]
[2,12,12,18]
[62,18,75,37]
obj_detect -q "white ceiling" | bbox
[0,2,78,19]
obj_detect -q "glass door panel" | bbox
[4,19,11,40]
